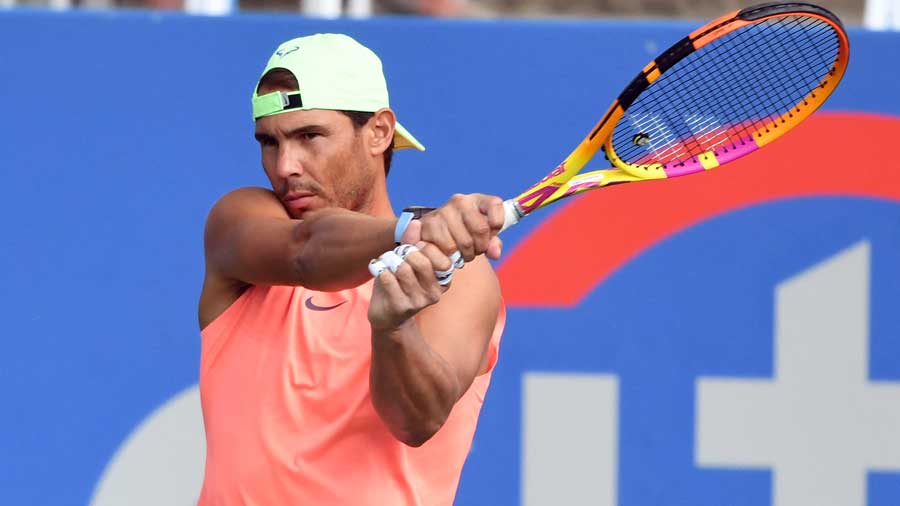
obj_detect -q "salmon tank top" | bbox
[197,281,504,505]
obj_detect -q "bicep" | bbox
[415,256,502,395]
[204,187,307,286]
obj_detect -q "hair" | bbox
[256,68,394,176]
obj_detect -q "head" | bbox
[251,34,425,219]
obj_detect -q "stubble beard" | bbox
[337,151,378,214]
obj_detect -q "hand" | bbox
[368,244,454,332]
[401,194,505,263]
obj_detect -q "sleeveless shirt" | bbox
[197,281,504,505]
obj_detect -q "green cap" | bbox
[252,33,425,152]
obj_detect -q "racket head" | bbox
[508,2,849,224]
[605,2,849,180]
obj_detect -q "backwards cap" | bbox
[252,33,425,152]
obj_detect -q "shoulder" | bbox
[204,187,291,245]
[207,186,284,220]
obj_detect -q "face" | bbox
[254,108,376,219]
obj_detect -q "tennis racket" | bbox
[371,2,849,281]
[499,1,849,231]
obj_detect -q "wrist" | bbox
[371,318,417,345]
[394,206,435,245]
[394,211,415,245]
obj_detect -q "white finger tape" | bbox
[378,251,405,273]
[368,259,387,278]
[434,263,454,286]
[450,250,464,269]
[393,244,419,261]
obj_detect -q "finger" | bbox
[391,260,439,309]
[444,208,477,262]
[420,213,458,257]
[460,203,492,258]
[415,241,453,272]
[486,236,503,260]
[399,219,422,245]
[477,195,506,232]
[416,242,454,287]
[371,267,414,323]
[368,259,388,278]
[404,250,444,301]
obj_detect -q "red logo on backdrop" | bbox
[498,113,900,307]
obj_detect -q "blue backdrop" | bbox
[2,9,899,505]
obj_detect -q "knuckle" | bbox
[437,240,457,255]
[394,263,413,279]
[409,251,429,268]
[396,300,414,316]
[471,221,491,236]
[406,294,424,311]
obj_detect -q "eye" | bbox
[257,136,278,148]
[301,132,321,141]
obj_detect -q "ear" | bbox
[368,108,396,157]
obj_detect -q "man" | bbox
[197,33,506,505]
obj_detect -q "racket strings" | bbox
[612,15,841,167]
[749,18,838,135]
[671,17,837,159]
[651,16,838,161]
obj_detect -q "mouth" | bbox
[282,191,316,211]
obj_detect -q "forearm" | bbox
[294,209,396,290]
[369,320,462,447]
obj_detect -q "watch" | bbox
[395,206,436,244]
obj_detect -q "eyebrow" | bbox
[254,124,329,143]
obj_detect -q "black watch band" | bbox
[401,206,437,219]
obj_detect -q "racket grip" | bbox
[500,199,523,233]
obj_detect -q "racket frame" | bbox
[502,2,849,230]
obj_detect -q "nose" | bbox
[274,145,304,179]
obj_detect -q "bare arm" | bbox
[368,194,505,447]
[370,255,501,447]
[204,187,398,291]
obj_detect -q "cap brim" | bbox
[394,121,425,151]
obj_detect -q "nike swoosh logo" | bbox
[304,297,347,311]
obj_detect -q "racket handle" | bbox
[500,199,523,233]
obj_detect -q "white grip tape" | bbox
[378,251,404,273]
[500,198,521,233]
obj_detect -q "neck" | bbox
[363,171,396,219]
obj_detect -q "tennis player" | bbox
[197,33,506,505]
